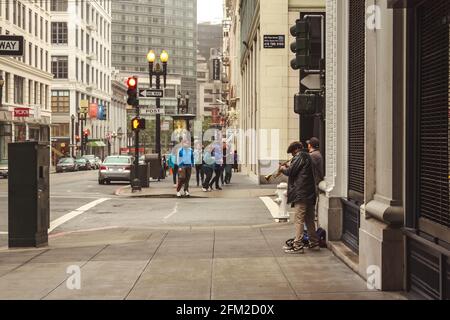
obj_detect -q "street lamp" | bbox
[71,115,75,157]
[147,49,169,179]
[0,74,4,108]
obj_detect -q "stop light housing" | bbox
[294,93,323,115]
[127,76,139,106]
[290,19,312,70]
[131,117,145,131]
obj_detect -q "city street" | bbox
[0,172,407,300]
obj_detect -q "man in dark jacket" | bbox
[280,141,319,254]
[307,137,324,188]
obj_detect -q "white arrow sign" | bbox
[301,74,321,90]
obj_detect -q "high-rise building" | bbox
[0,0,53,161]
[50,0,113,161]
[111,0,198,113]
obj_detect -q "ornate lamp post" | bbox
[147,49,169,179]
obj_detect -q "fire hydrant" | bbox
[273,183,289,222]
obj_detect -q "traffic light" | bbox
[290,18,311,70]
[131,117,145,131]
[127,76,139,106]
[83,129,89,145]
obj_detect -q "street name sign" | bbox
[140,108,165,115]
[139,89,164,98]
[0,36,24,56]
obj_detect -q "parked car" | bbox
[56,158,78,173]
[0,159,8,178]
[75,158,91,171]
[98,156,132,185]
[82,155,98,169]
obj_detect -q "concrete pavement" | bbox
[0,171,409,300]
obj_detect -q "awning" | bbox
[87,141,107,147]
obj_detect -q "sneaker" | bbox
[308,242,321,251]
[185,191,190,197]
[284,245,305,254]
[202,188,208,192]
[176,192,182,197]
[217,187,223,191]
[283,238,295,250]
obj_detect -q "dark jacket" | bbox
[282,151,316,205]
[309,149,324,187]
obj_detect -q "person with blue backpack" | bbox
[176,140,194,197]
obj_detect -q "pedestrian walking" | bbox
[168,152,178,187]
[233,150,239,172]
[223,144,234,184]
[280,141,320,254]
[202,147,215,192]
[194,143,204,187]
[209,143,223,191]
[176,141,194,197]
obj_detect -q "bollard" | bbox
[273,183,289,223]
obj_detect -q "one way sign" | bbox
[139,89,164,98]
[0,36,24,56]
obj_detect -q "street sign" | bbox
[139,89,164,98]
[301,74,321,90]
[140,108,165,115]
[264,35,286,49]
[0,35,24,56]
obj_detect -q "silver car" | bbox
[0,159,8,178]
[98,156,132,184]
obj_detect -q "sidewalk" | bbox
[0,225,407,300]
[116,172,276,199]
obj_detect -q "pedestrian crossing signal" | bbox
[131,117,145,131]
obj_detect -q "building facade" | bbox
[50,0,112,162]
[111,0,198,114]
[110,71,127,155]
[0,0,52,161]
[227,0,326,183]
[320,0,449,299]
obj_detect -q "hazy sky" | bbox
[197,0,224,23]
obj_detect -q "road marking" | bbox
[49,198,110,233]
[163,202,179,220]
[259,196,280,218]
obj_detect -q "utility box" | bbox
[131,163,150,188]
[145,154,162,180]
[8,142,50,248]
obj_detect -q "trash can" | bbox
[131,163,150,188]
[8,141,50,248]
[144,154,162,180]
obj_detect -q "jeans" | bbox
[177,167,192,192]
[172,165,179,184]
[210,166,222,189]
[224,164,233,183]
[202,166,213,189]
[195,164,204,186]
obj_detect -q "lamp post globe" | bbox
[160,50,169,63]
[147,50,156,63]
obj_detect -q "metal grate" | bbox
[347,0,366,200]
[418,0,450,227]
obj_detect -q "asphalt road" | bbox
[0,171,273,247]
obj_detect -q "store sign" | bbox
[0,35,24,56]
[79,100,89,114]
[97,104,106,120]
[263,35,285,49]
[14,108,30,117]
[89,103,98,118]
[212,59,221,81]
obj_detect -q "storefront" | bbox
[0,122,12,160]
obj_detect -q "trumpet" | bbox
[264,158,293,181]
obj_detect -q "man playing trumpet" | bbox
[280,141,319,254]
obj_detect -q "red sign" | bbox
[14,108,30,117]
[89,103,98,118]
[121,147,144,154]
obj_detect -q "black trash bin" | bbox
[8,142,50,248]
[131,163,150,188]
[144,154,162,180]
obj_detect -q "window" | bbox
[51,0,68,12]
[51,22,68,44]
[51,90,70,113]
[51,56,68,79]
[14,76,24,104]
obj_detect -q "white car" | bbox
[98,156,132,185]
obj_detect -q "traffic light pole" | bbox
[155,74,161,180]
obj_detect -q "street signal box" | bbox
[131,117,146,131]
[290,18,312,70]
[127,76,139,107]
